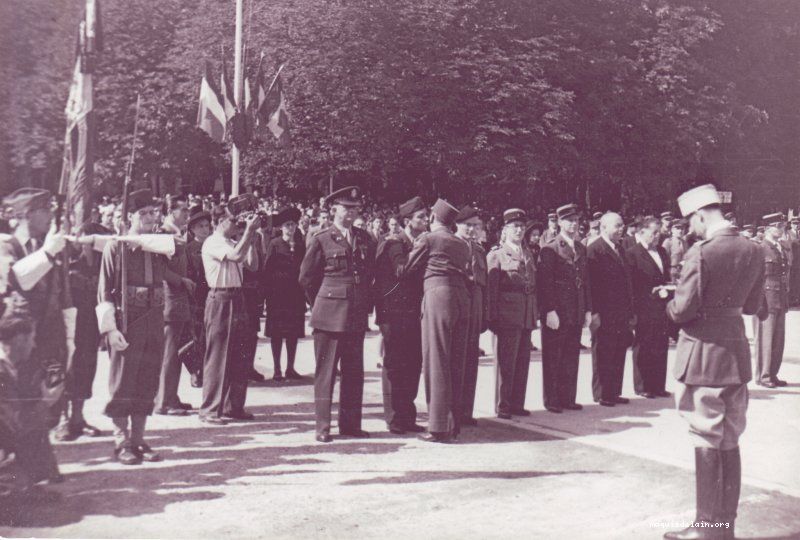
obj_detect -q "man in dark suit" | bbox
[587,212,635,407]
[624,216,672,399]
[753,213,791,388]
[403,199,471,443]
[299,186,376,443]
[538,204,592,413]
[373,196,428,434]
[664,185,765,540]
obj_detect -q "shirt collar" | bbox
[333,222,352,237]
[601,235,617,251]
[13,225,31,248]
[705,219,731,239]
[639,239,654,251]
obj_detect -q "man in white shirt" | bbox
[199,195,260,425]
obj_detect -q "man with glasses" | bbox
[299,186,376,443]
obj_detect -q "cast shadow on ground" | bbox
[339,469,602,486]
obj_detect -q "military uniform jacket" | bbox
[486,243,537,330]
[298,225,376,333]
[761,240,790,312]
[373,231,422,324]
[537,235,591,326]
[662,236,687,271]
[667,226,765,385]
[403,227,471,289]
[469,240,489,329]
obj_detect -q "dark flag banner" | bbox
[255,65,291,148]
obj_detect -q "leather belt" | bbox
[125,286,164,308]
[700,307,743,318]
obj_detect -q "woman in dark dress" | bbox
[263,207,306,380]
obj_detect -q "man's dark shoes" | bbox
[404,423,426,433]
[613,397,630,405]
[248,370,265,382]
[176,401,193,410]
[389,425,406,435]
[284,369,303,379]
[461,417,478,427]
[80,422,102,437]
[134,444,162,462]
[156,407,188,416]
[273,371,284,381]
[637,391,656,399]
[654,391,672,398]
[511,408,531,416]
[316,433,333,443]
[54,422,80,442]
[497,411,512,420]
[339,429,370,438]
[598,399,615,407]
[114,444,142,465]
[774,378,787,387]
[223,410,255,421]
[199,415,227,426]
[563,403,583,410]
[545,405,563,413]
[418,432,452,444]
[760,380,777,388]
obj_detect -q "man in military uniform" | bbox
[662,219,687,282]
[373,196,428,434]
[753,213,790,388]
[455,205,488,426]
[403,199,470,443]
[299,186,376,443]
[539,212,559,246]
[0,188,70,486]
[659,211,673,237]
[486,208,537,419]
[664,185,765,540]
[96,189,178,465]
[538,204,592,414]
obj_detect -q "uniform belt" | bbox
[210,287,241,291]
[699,307,743,318]
[125,286,164,308]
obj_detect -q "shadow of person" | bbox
[340,469,603,486]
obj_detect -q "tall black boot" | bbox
[664,447,725,539]
[719,447,741,540]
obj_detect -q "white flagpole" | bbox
[231,0,244,196]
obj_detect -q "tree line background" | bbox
[1,0,798,219]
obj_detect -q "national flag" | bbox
[196,61,226,143]
[59,58,95,231]
[220,56,236,121]
[264,70,291,148]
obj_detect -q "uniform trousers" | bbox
[541,324,582,408]
[313,330,365,436]
[200,289,248,418]
[461,285,483,420]
[380,315,422,429]
[591,325,630,401]
[421,280,469,435]
[493,328,532,414]
[754,310,786,383]
[675,382,748,450]
[632,317,669,394]
[66,301,100,400]
[105,305,164,418]
[154,320,187,410]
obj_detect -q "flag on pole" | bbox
[255,66,290,148]
[220,56,236,122]
[196,61,226,143]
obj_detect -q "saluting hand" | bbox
[546,310,560,330]
[108,329,129,352]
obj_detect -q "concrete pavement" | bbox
[1,312,798,539]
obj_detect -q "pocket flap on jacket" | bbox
[320,286,348,299]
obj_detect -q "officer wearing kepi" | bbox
[753,212,790,388]
[486,208,537,419]
[373,196,428,434]
[299,186,376,443]
[664,184,765,540]
[538,203,592,413]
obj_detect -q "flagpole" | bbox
[231,0,244,196]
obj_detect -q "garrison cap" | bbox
[762,212,786,226]
[128,189,157,213]
[556,203,580,221]
[325,186,362,207]
[677,184,721,217]
[3,188,51,216]
[398,196,426,219]
[503,208,527,225]
[456,205,480,223]
[431,198,460,226]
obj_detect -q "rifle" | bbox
[117,94,142,334]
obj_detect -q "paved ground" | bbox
[1,312,799,539]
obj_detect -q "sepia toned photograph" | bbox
[0,0,799,538]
